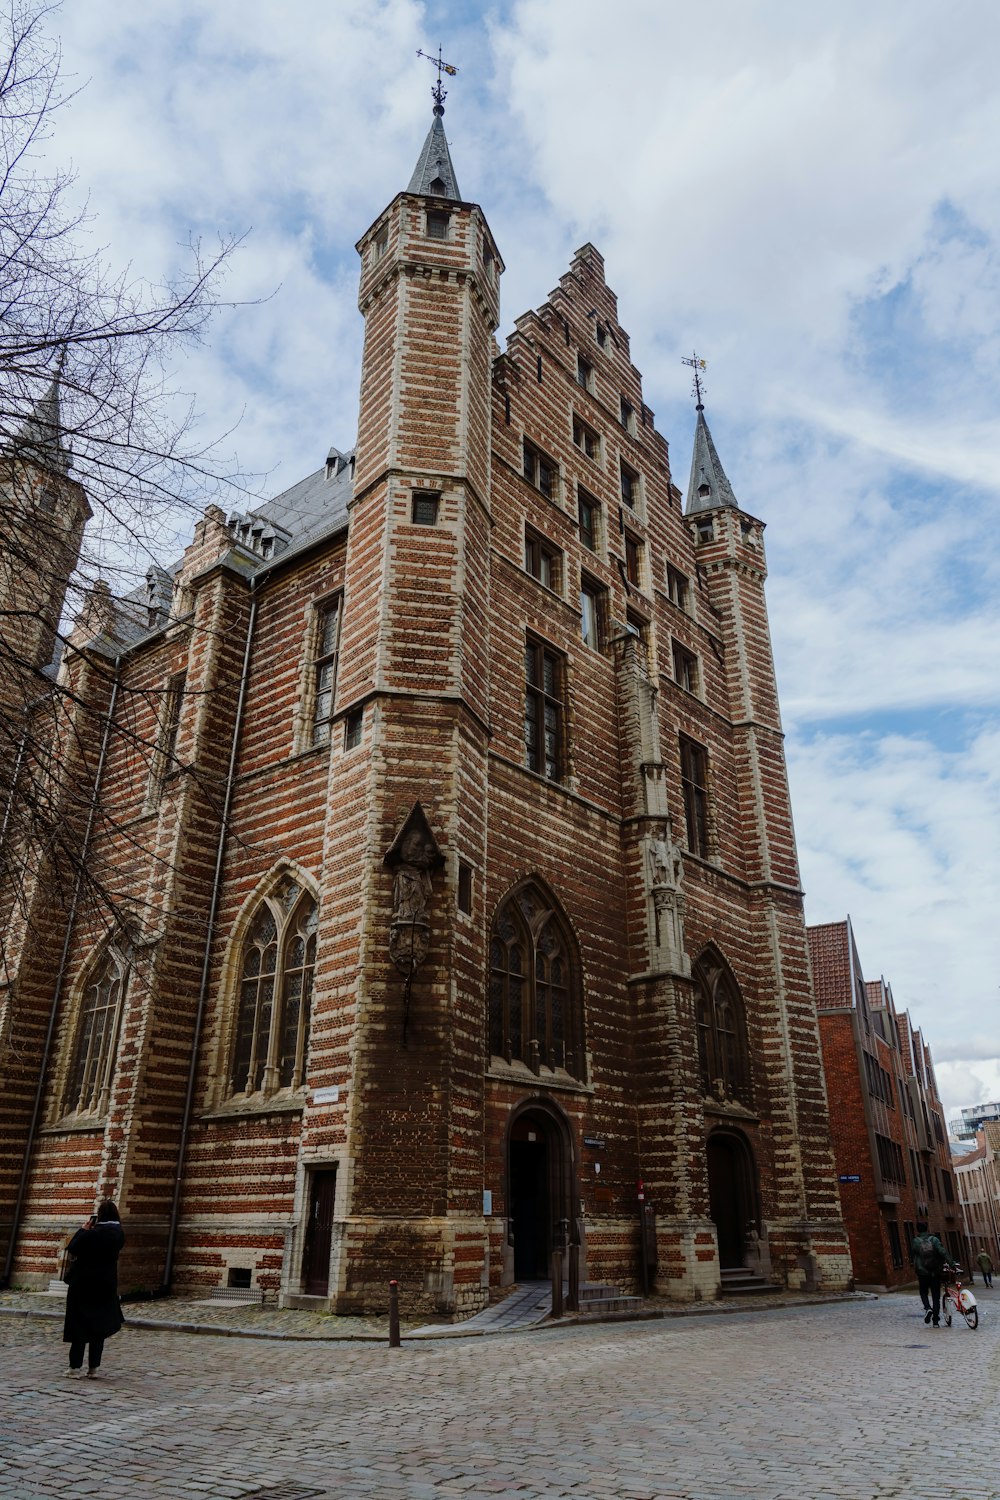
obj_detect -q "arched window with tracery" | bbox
[230,875,318,1095]
[489,883,582,1079]
[694,950,752,1105]
[63,948,127,1117]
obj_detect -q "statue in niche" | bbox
[647,825,687,969]
[383,802,445,975]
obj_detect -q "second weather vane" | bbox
[416,46,459,110]
[681,352,707,409]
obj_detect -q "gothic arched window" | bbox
[63,949,127,1117]
[489,883,582,1079]
[230,876,318,1096]
[694,950,752,1105]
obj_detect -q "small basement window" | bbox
[228,1267,252,1289]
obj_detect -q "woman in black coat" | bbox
[62,1200,125,1378]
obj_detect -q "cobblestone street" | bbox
[1,1293,997,1499]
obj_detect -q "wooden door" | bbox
[302,1168,337,1295]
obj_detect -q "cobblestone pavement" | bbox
[2,1292,997,1499]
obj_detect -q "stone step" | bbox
[573,1294,644,1315]
[719,1269,781,1296]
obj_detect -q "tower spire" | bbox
[682,357,738,515]
[408,48,462,200]
[11,353,72,477]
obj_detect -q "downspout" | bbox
[161,583,257,1292]
[0,726,28,859]
[2,661,121,1288]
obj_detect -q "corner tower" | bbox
[328,94,504,1314]
[684,402,849,1289]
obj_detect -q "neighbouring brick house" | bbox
[0,99,852,1315]
[955,1123,1000,1273]
[808,917,960,1287]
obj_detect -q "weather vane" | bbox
[416,46,459,110]
[682,352,707,410]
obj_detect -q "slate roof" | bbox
[685,408,739,515]
[407,107,462,201]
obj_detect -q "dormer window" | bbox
[427,209,450,239]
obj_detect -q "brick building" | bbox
[955,1123,1000,1273]
[808,917,959,1287]
[0,100,852,1314]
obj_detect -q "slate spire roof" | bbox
[685,406,738,515]
[407,103,462,201]
[12,360,72,477]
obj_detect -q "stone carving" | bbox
[383,802,445,974]
[645,825,688,975]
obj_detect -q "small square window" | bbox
[458,861,473,915]
[695,516,714,544]
[525,529,561,592]
[578,487,600,552]
[666,565,689,611]
[427,210,450,240]
[411,492,440,525]
[523,439,559,502]
[573,415,600,462]
[344,708,363,750]
[672,640,699,695]
[577,356,594,391]
[580,577,606,651]
[620,461,640,509]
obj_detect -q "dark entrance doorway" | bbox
[510,1117,550,1279]
[302,1167,337,1295]
[707,1132,756,1270]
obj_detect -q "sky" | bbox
[36,0,1000,1124]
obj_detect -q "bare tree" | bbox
[0,0,245,946]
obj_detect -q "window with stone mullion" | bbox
[63,953,125,1117]
[230,887,318,1097]
[488,888,579,1080]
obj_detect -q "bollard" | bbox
[567,1240,580,1313]
[551,1250,564,1318]
[388,1278,401,1348]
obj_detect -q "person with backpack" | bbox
[911,1221,955,1327]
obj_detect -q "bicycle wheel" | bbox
[963,1305,979,1330]
[942,1294,953,1327]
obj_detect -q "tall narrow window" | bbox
[666,565,689,611]
[577,356,594,391]
[578,487,600,552]
[580,577,605,650]
[63,950,126,1117]
[489,882,582,1078]
[672,640,699,695]
[620,460,639,508]
[573,415,600,461]
[148,671,185,803]
[230,877,318,1096]
[624,532,643,588]
[311,598,342,745]
[680,736,709,856]
[524,639,564,781]
[693,949,751,1104]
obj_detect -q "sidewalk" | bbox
[0,1281,867,1344]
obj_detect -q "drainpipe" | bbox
[2,661,121,1288]
[161,585,257,1292]
[0,726,28,861]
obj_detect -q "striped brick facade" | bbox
[0,114,851,1314]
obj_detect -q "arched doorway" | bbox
[506,1100,575,1283]
[707,1131,758,1270]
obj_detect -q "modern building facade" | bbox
[809,917,960,1287]
[0,100,852,1314]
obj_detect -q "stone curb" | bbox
[0,1288,871,1345]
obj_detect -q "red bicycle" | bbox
[942,1271,979,1330]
